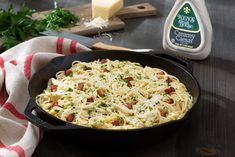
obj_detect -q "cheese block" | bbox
[92,0,124,20]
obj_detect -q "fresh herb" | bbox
[163,107,169,114]
[117,117,124,125]
[0,4,46,49]
[69,73,73,77]
[131,95,138,101]
[0,4,79,50]
[70,102,75,106]
[124,70,129,75]
[116,74,125,82]
[99,74,106,80]
[163,93,168,96]
[42,7,79,30]
[68,88,73,92]
[87,108,94,115]
[136,73,142,79]
[98,102,109,108]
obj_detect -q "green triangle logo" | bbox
[173,3,200,32]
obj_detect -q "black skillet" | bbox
[24,50,200,145]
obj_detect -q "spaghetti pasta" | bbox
[36,59,193,129]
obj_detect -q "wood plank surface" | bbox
[1,0,235,157]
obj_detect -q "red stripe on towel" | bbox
[0,57,6,105]
[0,56,5,77]
[3,102,26,120]
[70,40,77,54]
[0,86,6,106]
[56,37,64,54]
[9,59,17,66]
[0,140,5,148]
[4,145,25,157]
[24,53,35,80]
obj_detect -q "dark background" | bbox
[1,0,235,156]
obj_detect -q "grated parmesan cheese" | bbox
[84,17,109,29]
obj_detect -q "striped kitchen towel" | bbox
[0,36,90,157]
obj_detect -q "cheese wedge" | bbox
[92,0,124,20]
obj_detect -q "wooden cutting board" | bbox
[32,3,157,35]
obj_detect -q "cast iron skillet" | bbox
[24,50,200,144]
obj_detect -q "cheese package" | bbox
[92,0,124,20]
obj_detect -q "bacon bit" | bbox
[157,71,165,75]
[51,85,58,92]
[83,66,92,71]
[166,77,173,84]
[164,87,175,94]
[66,114,75,122]
[97,89,105,97]
[124,77,134,82]
[52,102,59,107]
[100,59,108,64]
[164,98,174,104]
[65,69,73,76]
[124,77,134,87]
[127,81,132,87]
[125,103,133,109]
[112,120,120,126]
[159,109,167,117]
[103,68,110,72]
[87,97,94,103]
[77,83,84,91]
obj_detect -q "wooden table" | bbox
[1,0,235,156]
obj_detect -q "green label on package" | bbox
[173,3,199,32]
[170,2,201,49]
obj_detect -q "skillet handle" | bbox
[144,51,193,74]
[24,99,78,130]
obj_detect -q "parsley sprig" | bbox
[0,4,45,49]
[0,4,79,50]
[42,7,79,30]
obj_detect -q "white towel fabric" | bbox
[0,36,90,157]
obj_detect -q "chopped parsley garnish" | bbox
[163,107,169,114]
[68,88,73,92]
[87,108,94,115]
[131,95,138,101]
[136,73,142,79]
[99,74,106,80]
[69,73,73,77]
[42,7,79,30]
[98,102,109,108]
[124,70,129,75]
[116,74,125,82]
